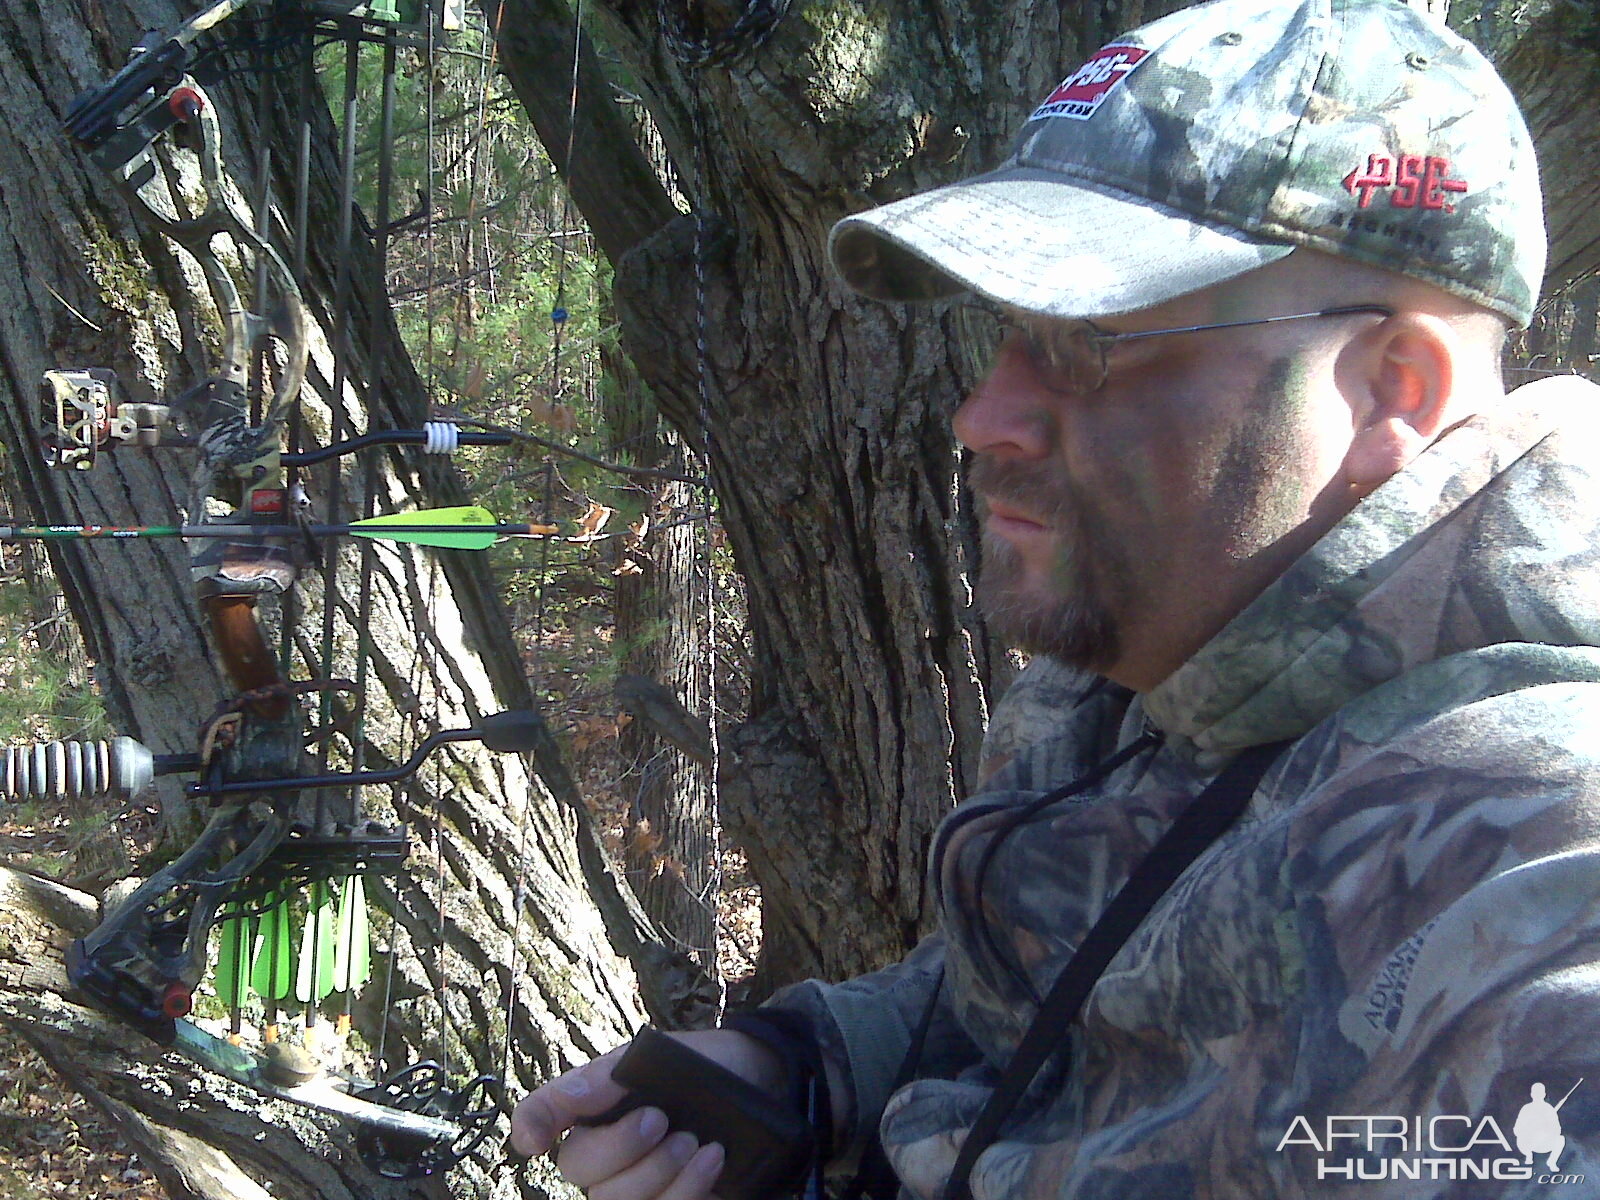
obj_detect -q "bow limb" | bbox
[67,801,289,1033]
[94,76,307,436]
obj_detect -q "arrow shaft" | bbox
[0,521,547,541]
[0,525,186,540]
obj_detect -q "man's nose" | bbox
[952,338,1057,460]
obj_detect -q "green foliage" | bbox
[307,9,661,708]
[0,540,117,883]
[0,548,109,746]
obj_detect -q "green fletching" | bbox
[333,876,371,992]
[295,881,338,1003]
[350,505,499,550]
[251,892,295,1000]
[214,906,255,1009]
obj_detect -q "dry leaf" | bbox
[568,500,614,542]
[528,397,579,433]
[462,359,488,400]
[572,713,628,752]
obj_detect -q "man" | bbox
[514,0,1600,1195]
[1513,1083,1569,1174]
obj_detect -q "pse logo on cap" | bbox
[1030,45,1150,122]
[1343,153,1470,213]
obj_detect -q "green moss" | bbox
[84,216,160,321]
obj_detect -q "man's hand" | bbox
[510,1028,785,1199]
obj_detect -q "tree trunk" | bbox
[0,4,678,1195]
[491,0,1200,990]
[1497,6,1600,296]
[606,366,720,988]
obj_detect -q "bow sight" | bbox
[30,0,530,1179]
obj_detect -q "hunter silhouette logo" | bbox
[1516,1080,1582,1173]
[1277,1079,1587,1185]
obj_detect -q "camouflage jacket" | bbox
[771,375,1600,1198]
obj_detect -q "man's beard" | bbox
[970,456,1124,672]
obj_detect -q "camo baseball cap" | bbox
[830,0,1545,325]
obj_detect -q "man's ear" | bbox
[1341,313,1456,495]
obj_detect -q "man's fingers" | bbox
[658,1141,726,1200]
[508,1050,629,1157]
[561,1107,672,1191]
[573,1124,726,1200]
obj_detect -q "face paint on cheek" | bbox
[1212,354,1318,560]
[1077,394,1182,523]
[972,463,1124,672]
[1120,453,1165,517]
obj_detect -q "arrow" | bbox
[0,507,560,552]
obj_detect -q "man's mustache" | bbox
[967,457,1077,523]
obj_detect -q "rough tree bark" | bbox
[490,0,1190,991]
[1498,5,1600,294]
[605,371,720,987]
[0,3,687,1197]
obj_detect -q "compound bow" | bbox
[11,0,540,1179]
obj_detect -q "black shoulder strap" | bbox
[942,738,1292,1200]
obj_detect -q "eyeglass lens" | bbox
[954,304,1103,393]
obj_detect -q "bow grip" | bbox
[578,1026,814,1200]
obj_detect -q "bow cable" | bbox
[668,16,728,1003]
[466,0,551,1100]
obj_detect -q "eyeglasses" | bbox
[954,299,1395,394]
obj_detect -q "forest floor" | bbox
[0,637,759,1199]
[0,802,166,1199]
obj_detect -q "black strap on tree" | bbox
[940,737,1293,1200]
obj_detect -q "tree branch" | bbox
[484,0,680,268]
